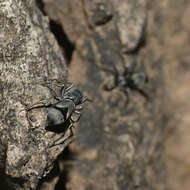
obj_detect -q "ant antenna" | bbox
[82,96,92,103]
[60,83,75,97]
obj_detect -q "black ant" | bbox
[100,63,149,103]
[25,84,90,146]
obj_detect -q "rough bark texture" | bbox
[2,0,189,189]
[148,1,190,190]
[43,0,168,190]
[0,1,73,189]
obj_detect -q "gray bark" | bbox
[0,0,73,189]
[43,0,168,189]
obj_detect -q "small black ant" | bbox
[100,63,149,103]
[26,83,90,146]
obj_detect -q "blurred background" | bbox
[36,0,190,189]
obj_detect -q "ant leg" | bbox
[81,96,92,103]
[59,83,65,96]
[65,83,74,92]
[50,124,75,147]
[61,83,74,97]
[71,112,81,122]
[50,133,75,148]
[135,87,149,100]
[100,65,118,83]
[112,64,119,73]
[103,83,116,91]
[99,65,120,91]
[21,102,49,128]
[99,66,115,75]
[75,105,83,111]
[74,110,81,114]
[111,64,120,80]
[38,81,60,100]
[26,102,49,111]
[45,86,60,101]
[123,89,129,105]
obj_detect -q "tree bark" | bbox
[0,0,73,189]
[43,0,168,190]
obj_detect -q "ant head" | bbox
[63,89,83,105]
[118,76,127,87]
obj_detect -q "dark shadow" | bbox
[0,169,26,190]
[37,145,77,190]
[54,146,78,190]
[49,20,75,63]
[35,0,75,63]
[45,119,71,134]
[0,170,10,190]
[125,27,147,55]
[37,160,60,190]
[55,144,80,190]
[35,0,46,15]
[54,147,71,190]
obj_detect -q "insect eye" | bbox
[63,92,72,99]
